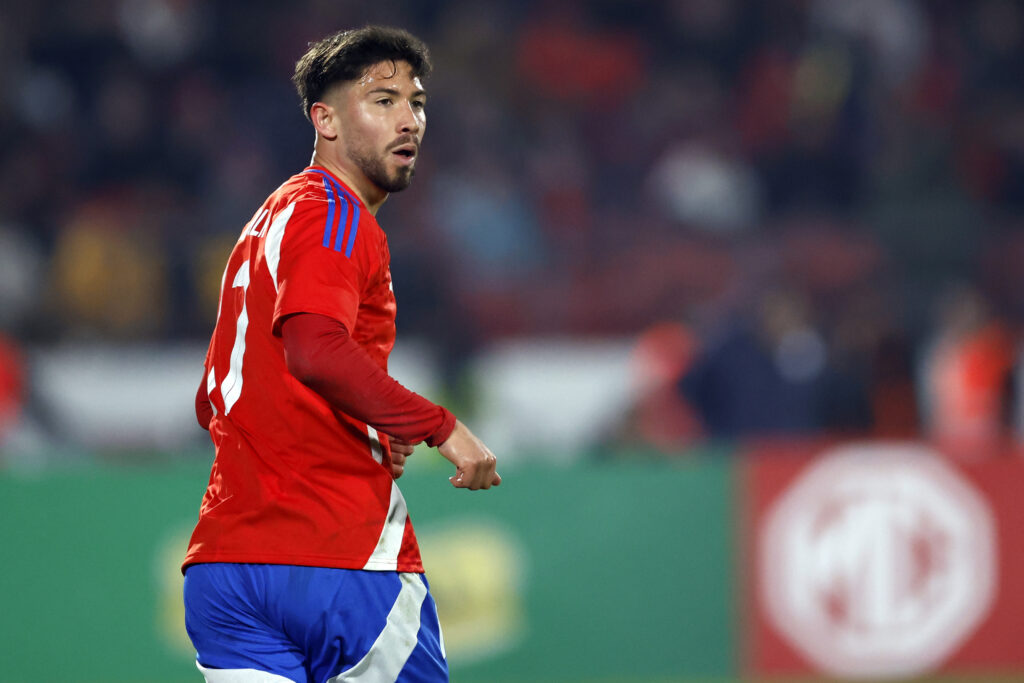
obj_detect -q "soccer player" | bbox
[182,26,500,683]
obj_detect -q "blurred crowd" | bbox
[2,0,1024,450]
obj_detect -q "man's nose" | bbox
[397,101,420,133]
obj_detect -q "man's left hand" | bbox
[389,438,418,479]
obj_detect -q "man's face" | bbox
[333,60,426,194]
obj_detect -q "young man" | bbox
[182,26,500,683]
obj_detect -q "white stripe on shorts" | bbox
[196,660,296,682]
[328,572,428,682]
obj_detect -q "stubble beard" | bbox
[348,145,415,194]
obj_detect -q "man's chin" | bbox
[353,153,415,194]
[377,169,415,193]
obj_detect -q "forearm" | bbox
[281,312,455,446]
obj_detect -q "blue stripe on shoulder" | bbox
[305,170,362,258]
[333,196,350,252]
[321,177,336,248]
[345,203,360,258]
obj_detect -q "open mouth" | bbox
[391,144,418,164]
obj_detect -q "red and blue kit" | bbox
[183,167,454,574]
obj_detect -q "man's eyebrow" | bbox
[366,87,427,99]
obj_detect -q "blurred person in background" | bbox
[621,320,704,453]
[182,26,499,683]
[680,286,845,439]
[0,334,25,446]
[919,283,1015,457]
[0,226,43,454]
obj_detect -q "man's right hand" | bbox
[437,419,501,490]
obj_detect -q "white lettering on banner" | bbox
[760,444,996,679]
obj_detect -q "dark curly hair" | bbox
[292,25,432,122]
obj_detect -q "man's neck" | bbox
[309,150,388,215]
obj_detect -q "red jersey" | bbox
[184,167,432,573]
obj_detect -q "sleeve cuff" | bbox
[425,408,457,448]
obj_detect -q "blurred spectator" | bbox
[681,288,842,438]
[48,193,169,339]
[828,287,918,438]
[919,284,1016,454]
[515,2,646,105]
[809,0,929,88]
[621,321,703,452]
[431,162,546,286]
[0,226,44,334]
[0,334,25,445]
[649,141,762,235]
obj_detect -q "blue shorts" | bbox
[183,563,448,682]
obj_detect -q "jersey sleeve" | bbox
[271,198,367,336]
[281,313,457,446]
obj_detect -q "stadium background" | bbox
[2,0,1024,681]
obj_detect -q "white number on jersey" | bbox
[218,259,250,414]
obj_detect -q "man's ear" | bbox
[310,101,338,140]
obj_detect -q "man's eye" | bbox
[412,101,426,109]
[376,98,393,106]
